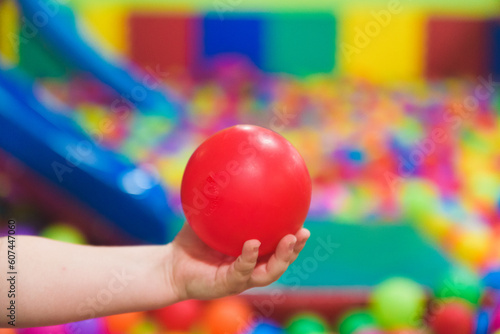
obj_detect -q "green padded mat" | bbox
[276,222,451,289]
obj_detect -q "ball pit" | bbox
[39,69,500,272]
[3,47,500,334]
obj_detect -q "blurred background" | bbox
[0,0,500,332]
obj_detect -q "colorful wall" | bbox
[1,0,499,81]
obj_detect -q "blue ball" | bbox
[475,309,489,334]
[250,321,284,334]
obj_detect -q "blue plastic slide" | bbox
[0,68,174,244]
[16,0,180,119]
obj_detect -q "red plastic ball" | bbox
[181,125,312,256]
[151,299,203,331]
[428,300,474,334]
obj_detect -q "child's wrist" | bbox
[160,243,185,304]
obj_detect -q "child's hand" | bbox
[165,224,310,300]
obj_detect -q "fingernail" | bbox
[253,242,261,252]
[289,241,296,251]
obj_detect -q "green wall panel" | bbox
[264,13,336,76]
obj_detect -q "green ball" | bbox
[400,180,440,219]
[41,224,86,244]
[370,277,426,330]
[130,320,159,334]
[337,309,375,334]
[435,267,482,305]
[286,312,328,334]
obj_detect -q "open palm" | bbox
[166,224,310,300]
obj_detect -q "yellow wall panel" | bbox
[79,6,129,57]
[0,0,20,66]
[338,8,426,82]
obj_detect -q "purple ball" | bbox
[65,318,105,334]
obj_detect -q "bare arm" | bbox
[0,225,310,328]
[1,236,171,327]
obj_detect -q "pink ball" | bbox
[19,325,66,334]
[490,306,500,332]
[355,329,384,334]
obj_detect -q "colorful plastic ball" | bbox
[66,318,105,333]
[202,296,253,334]
[475,309,489,334]
[285,312,329,334]
[18,325,66,334]
[106,311,146,333]
[41,224,86,244]
[248,321,284,334]
[12,224,37,236]
[0,329,16,334]
[427,299,474,334]
[488,304,500,332]
[181,125,312,257]
[353,329,384,334]
[482,268,500,290]
[434,267,482,305]
[370,277,426,330]
[130,319,160,334]
[151,299,203,331]
[448,229,491,268]
[399,180,440,220]
[337,309,376,334]
[415,215,452,242]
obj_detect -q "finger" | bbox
[290,228,310,263]
[251,234,296,287]
[226,240,260,291]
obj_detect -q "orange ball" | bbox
[202,297,254,334]
[0,329,17,334]
[106,311,146,333]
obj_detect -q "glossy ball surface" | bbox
[181,125,312,256]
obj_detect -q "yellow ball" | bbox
[41,224,86,244]
[416,215,453,242]
[451,229,491,268]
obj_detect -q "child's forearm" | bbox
[0,236,176,328]
[0,225,310,329]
